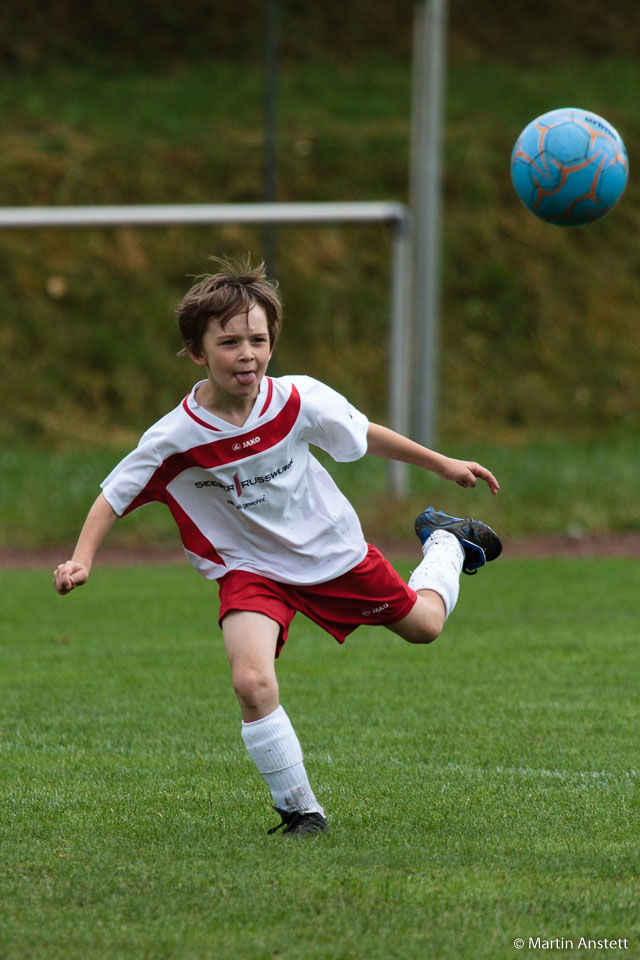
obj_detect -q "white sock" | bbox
[241,704,324,816]
[408,530,464,619]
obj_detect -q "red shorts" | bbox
[217,544,417,657]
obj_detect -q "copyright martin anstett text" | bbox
[524,938,629,951]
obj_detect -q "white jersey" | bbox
[101,375,370,584]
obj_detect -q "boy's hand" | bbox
[53,560,90,595]
[437,456,500,496]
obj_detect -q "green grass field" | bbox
[2,557,638,959]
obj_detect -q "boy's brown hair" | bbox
[176,256,283,357]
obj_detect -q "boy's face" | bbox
[189,304,272,404]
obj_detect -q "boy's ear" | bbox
[186,346,207,367]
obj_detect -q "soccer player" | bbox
[53,257,501,837]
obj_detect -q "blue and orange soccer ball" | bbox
[510,107,629,226]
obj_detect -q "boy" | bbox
[53,257,501,837]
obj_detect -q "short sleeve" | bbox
[297,377,369,462]
[100,434,164,516]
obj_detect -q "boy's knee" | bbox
[412,592,446,644]
[410,617,442,645]
[232,664,277,710]
[390,597,445,645]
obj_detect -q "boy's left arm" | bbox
[366,422,500,496]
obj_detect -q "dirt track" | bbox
[4,533,640,569]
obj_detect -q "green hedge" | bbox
[2,1,639,70]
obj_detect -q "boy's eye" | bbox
[217,335,268,347]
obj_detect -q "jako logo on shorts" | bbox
[361,602,389,617]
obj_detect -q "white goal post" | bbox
[0,200,411,495]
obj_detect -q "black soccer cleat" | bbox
[267,806,328,837]
[414,507,502,575]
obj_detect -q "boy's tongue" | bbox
[236,371,256,385]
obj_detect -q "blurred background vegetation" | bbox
[1,0,639,546]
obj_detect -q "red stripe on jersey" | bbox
[123,474,168,514]
[163,383,300,484]
[258,377,273,416]
[165,491,226,567]
[123,383,301,513]
[181,396,222,431]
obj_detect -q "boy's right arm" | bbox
[53,493,119,595]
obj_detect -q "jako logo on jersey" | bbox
[232,435,261,452]
[361,602,390,617]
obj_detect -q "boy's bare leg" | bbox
[223,611,280,721]
[386,590,446,645]
[222,610,325,819]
